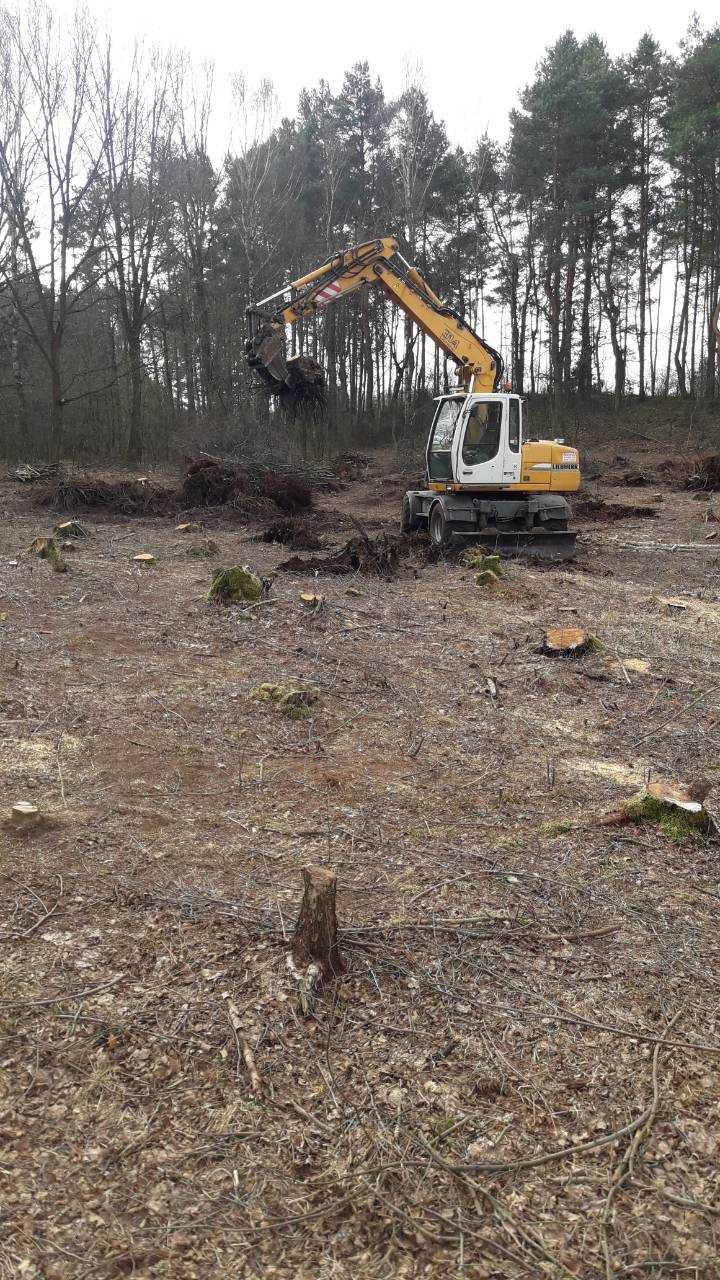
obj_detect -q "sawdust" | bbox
[567,757,647,787]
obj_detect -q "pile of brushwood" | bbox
[278,529,429,578]
[181,457,313,514]
[684,454,720,492]
[34,457,317,519]
[36,477,178,516]
[657,453,720,492]
[331,452,372,480]
[254,518,327,551]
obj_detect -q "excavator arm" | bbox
[245,236,503,406]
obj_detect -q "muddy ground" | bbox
[1,445,719,1279]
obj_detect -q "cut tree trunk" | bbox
[292,866,344,978]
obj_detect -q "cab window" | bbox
[428,399,463,480]
[508,399,520,452]
[462,402,502,466]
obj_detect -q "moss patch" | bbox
[464,548,504,584]
[53,519,87,538]
[542,818,574,836]
[475,567,502,587]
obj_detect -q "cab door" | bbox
[453,394,507,487]
[426,396,466,482]
[503,396,522,484]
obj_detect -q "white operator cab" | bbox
[426,392,522,489]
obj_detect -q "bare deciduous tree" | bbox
[96,39,175,465]
[0,1,107,458]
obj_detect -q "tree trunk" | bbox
[292,866,343,978]
[637,111,649,401]
[126,331,143,467]
[49,332,64,463]
[577,227,594,397]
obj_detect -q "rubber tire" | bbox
[429,502,453,549]
[401,493,420,534]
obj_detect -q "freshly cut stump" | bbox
[10,801,40,831]
[598,780,714,839]
[53,519,87,538]
[543,627,592,657]
[292,867,344,978]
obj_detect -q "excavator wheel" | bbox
[401,493,421,534]
[428,502,454,549]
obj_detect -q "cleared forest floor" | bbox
[1,444,719,1279]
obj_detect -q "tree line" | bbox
[0,2,719,464]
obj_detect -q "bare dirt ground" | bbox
[1,445,719,1279]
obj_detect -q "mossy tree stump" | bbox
[28,537,67,573]
[292,867,344,978]
[209,565,264,604]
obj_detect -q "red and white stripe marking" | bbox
[315,281,343,306]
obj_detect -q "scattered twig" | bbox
[416,1133,578,1278]
[599,1008,684,1280]
[659,1191,720,1218]
[227,1001,262,1097]
[0,974,124,1009]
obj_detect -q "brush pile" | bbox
[181,458,313,515]
[332,452,372,481]
[279,531,420,579]
[36,477,178,516]
[685,454,720,492]
[254,518,327,551]
[657,454,720,492]
[33,457,316,520]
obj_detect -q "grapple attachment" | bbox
[245,322,326,413]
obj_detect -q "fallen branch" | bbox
[599,1009,684,1280]
[0,973,124,1008]
[416,1133,578,1278]
[525,1005,720,1056]
[659,1191,720,1218]
[227,1001,262,1096]
[415,1103,671,1177]
[585,538,720,553]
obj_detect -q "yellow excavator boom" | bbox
[245,237,503,401]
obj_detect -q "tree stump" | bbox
[542,627,595,657]
[10,801,40,831]
[292,866,344,978]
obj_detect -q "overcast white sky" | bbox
[58,0,719,149]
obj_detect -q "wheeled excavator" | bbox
[246,236,580,555]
